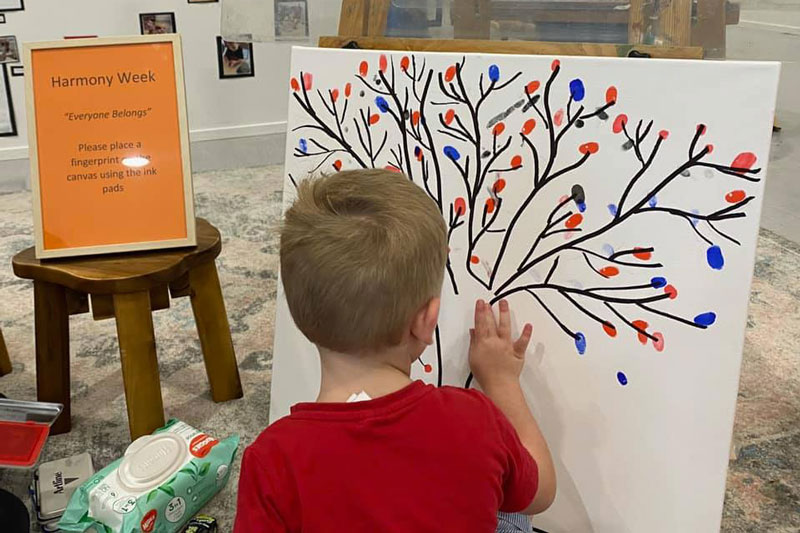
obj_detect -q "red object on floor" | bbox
[0,421,50,468]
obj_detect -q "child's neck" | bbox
[316,345,416,403]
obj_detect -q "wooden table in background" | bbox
[11,218,243,440]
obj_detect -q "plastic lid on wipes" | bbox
[116,433,188,492]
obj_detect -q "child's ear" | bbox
[410,297,440,346]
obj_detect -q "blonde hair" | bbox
[280,169,447,352]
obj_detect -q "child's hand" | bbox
[469,299,533,391]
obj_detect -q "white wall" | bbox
[0,0,296,165]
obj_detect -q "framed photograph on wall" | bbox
[0,0,23,13]
[216,37,254,78]
[140,12,177,35]
[0,35,19,63]
[0,64,17,136]
[274,0,309,40]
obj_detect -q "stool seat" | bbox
[10,218,243,440]
[12,218,221,294]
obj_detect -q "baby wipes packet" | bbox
[59,419,239,533]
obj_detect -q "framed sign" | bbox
[24,35,195,259]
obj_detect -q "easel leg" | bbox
[189,262,243,403]
[34,281,71,434]
[114,291,165,440]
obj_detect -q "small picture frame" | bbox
[0,0,23,13]
[0,14,6,24]
[140,12,177,35]
[274,0,309,40]
[0,64,16,136]
[9,64,21,76]
[0,35,19,63]
[216,37,254,79]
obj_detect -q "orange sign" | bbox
[24,35,195,258]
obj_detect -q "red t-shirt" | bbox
[234,381,538,532]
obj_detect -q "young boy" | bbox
[234,169,556,532]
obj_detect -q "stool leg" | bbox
[189,261,243,402]
[0,326,11,376]
[113,291,165,440]
[33,281,71,434]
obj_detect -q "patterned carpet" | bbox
[0,166,797,532]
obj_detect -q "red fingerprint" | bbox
[411,111,420,126]
[485,197,496,213]
[602,322,617,337]
[526,80,540,94]
[470,255,480,264]
[400,56,410,72]
[333,160,342,171]
[379,54,388,72]
[345,83,352,97]
[424,364,432,373]
[599,266,619,278]
[659,130,669,139]
[664,284,678,299]
[633,247,651,260]
[606,86,618,104]
[493,179,506,193]
[290,77,300,91]
[565,213,583,229]
[302,72,313,90]
[493,122,505,136]
[510,155,523,168]
[445,65,456,82]
[454,197,466,216]
[732,152,757,170]
[359,61,368,76]
[369,114,380,125]
[652,332,665,352]
[579,142,599,155]
[612,114,628,134]
[551,59,560,71]
[522,118,536,135]
[385,165,402,172]
[554,109,564,127]
[705,144,714,154]
[632,320,649,344]
[331,89,339,103]
[697,124,707,135]
[444,109,455,125]
[725,190,746,203]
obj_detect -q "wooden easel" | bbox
[331,0,703,59]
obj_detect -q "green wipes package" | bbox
[59,420,239,533]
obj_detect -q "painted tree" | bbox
[287,54,761,388]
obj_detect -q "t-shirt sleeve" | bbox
[233,444,296,533]
[489,399,539,513]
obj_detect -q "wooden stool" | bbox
[12,218,243,440]
[0,326,10,376]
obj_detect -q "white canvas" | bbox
[271,46,780,532]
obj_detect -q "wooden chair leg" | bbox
[0,326,11,376]
[189,261,243,403]
[33,281,71,434]
[114,291,165,440]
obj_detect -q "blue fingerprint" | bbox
[569,79,585,102]
[414,146,422,158]
[617,371,628,386]
[375,96,390,113]
[707,245,724,270]
[443,146,461,161]
[649,195,658,208]
[577,201,587,213]
[690,208,700,227]
[488,64,500,82]
[650,276,667,288]
[601,244,615,257]
[299,138,307,153]
[574,332,587,355]
[607,203,618,216]
[693,312,717,327]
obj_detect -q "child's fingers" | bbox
[469,328,475,348]
[474,299,496,337]
[513,323,533,358]
[497,299,511,339]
